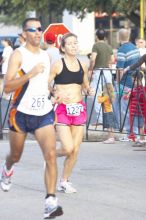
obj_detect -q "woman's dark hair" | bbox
[59,32,77,54]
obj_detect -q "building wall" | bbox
[0,23,21,36]
[63,10,95,54]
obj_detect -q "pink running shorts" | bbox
[55,101,87,125]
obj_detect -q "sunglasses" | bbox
[25,27,42,32]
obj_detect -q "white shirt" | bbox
[47,47,61,66]
[14,46,53,116]
[2,46,13,75]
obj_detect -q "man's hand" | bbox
[28,63,46,79]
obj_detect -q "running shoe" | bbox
[119,136,132,142]
[57,180,77,193]
[44,196,63,219]
[0,163,14,192]
[103,138,115,144]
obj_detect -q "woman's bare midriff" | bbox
[55,83,83,104]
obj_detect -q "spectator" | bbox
[116,28,140,141]
[135,38,146,85]
[18,33,26,46]
[45,32,61,66]
[89,29,114,124]
[135,38,146,57]
[124,54,146,74]
[0,38,13,97]
[124,71,146,147]
[97,83,117,143]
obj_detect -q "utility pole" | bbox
[140,0,144,38]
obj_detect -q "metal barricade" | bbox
[85,68,146,141]
[0,68,145,141]
[0,91,11,139]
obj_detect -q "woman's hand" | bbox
[87,87,95,96]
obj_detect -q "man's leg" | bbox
[35,125,57,194]
[0,130,26,191]
[6,130,26,169]
[35,125,63,219]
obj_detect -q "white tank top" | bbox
[14,46,53,116]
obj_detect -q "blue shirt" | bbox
[116,42,140,88]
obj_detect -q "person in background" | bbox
[45,32,61,67]
[18,33,26,46]
[135,38,146,85]
[116,28,140,141]
[0,17,63,219]
[135,38,146,57]
[0,38,13,97]
[48,32,94,194]
[97,83,117,144]
[88,29,114,124]
[124,53,146,74]
[123,71,146,147]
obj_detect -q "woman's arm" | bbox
[82,61,95,96]
[48,60,62,86]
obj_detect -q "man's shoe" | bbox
[0,163,14,192]
[57,181,77,194]
[44,196,63,219]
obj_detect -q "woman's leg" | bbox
[56,125,74,157]
[57,125,84,181]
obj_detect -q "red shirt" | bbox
[129,85,146,116]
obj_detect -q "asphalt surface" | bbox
[0,139,146,220]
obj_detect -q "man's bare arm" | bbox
[4,50,46,93]
[88,52,97,71]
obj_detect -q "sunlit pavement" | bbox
[0,139,146,220]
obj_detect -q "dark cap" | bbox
[45,32,56,44]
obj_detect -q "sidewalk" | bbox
[0,139,146,220]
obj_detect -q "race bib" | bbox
[28,95,46,112]
[66,103,84,116]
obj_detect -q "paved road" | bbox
[0,139,146,220]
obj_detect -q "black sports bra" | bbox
[54,58,84,85]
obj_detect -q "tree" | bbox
[0,0,67,28]
[0,0,142,28]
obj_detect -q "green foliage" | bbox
[0,0,141,26]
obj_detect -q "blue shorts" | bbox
[133,116,144,128]
[8,108,55,133]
